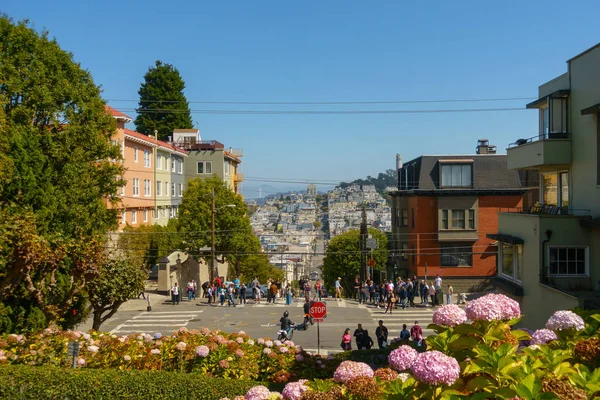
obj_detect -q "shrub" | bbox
[0,364,264,399]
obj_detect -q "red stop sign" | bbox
[309,301,327,319]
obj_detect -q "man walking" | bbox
[375,320,388,349]
[411,320,423,346]
[446,283,454,305]
[335,277,342,301]
[353,323,366,350]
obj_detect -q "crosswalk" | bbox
[110,310,204,334]
[365,304,437,338]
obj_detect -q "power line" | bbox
[115,107,526,115]
[106,96,535,105]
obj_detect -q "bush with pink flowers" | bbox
[432,304,467,327]
[465,293,521,322]
[409,350,460,386]
[545,310,585,331]
[332,360,374,383]
[387,345,418,371]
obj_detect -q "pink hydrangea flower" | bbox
[77,358,86,366]
[397,372,411,382]
[151,348,161,355]
[235,349,245,358]
[123,355,131,361]
[87,345,99,353]
[175,342,187,351]
[274,340,282,347]
[531,329,558,345]
[295,354,304,362]
[200,328,211,335]
[247,339,255,346]
[286,341,295,347]
[263,348,272,355]
[278,346,289,353]
[465,293,521,321]
[219,359,229,368]
[236,337,244,344]
[245,385,272,400]
[388,345,419,371]
[265,340,273,348]
[432,305,467,327]
[257,338,265,345]
[295,345,303,354]
[545,310,585,331]
[410,351,460,386]
[196,345,210,357]
[282,379,308,400]
[333,360,374,383]
[238,330,246,335]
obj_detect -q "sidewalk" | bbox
[118,291,171,312]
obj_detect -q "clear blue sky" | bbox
[5,1,600,197]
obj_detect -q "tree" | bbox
[313,221,322,229]
[87,255,147,331]
[118,220,182,268]
[0,16,124,332]
[322,228,388,294]
[134,60,193,140]
[177,177,257,273]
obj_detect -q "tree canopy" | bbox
[322,228,388,293]
[0,16,124,332]
[134,60,193,140]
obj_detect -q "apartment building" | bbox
[106,106,187,230]
[492,43,600,328]
[390,141,526,283]
[172,129,244,195]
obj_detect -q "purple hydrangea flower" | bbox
[531,329,558,345]
[333,360,374,383]
[432,305,468,327]
[388,345,419,371]
[282,380,308,400]
[465,293,521,321]
[295,354,304,362]
[410,350,460,386]
[195,345,210,357]
[245,385,272,400]
[545,310,585,331]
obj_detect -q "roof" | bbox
[567,42,600,63]
[105,105,132,122]
[526,89,570,109]
[124,129,187,155]
[398,154,523,191]
[224,150,241,163]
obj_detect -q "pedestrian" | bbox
[314,279,322,301]
[369,281,375,304]
[219,285,226,306]
[335,277,342,301]
[186,280,194,301]
[270,281,278,304]
[378,283,386,308]
[353,278,360,301]
[420,280,427,304]
[341,328,352,351]
[446,283,453,305]
[137,290,146,300]
[363,330,374,350]
[429,282,436,306]
[254,284,261,304]
[304,281,311,302]
[285,284,292,305]
[170,282,180,305]
[375,320,388,349]
[359,281,368,305]
[400,324,410,340]
[398,285,407,310]
[227,284,236,307]
[410,320,423,346]
[353,324,365,349]
[384,291,396,314]
[239,283,247,305]
[406,281,415,307]
[434,274,443,291]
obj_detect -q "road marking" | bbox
[138,311,204,315]
[129,319,193,323]
[118,323,189,327]
[132,315,200,319]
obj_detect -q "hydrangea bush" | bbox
[432,305,467,327]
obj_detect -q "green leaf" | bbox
[449,336,480,351]
[465,375,495,392]
[453,324,484,336]
[517,373,542,397]
[510,329,531,341]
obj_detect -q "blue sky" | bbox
[4,1,600,197]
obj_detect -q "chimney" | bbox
[396,153,403,169]
[168,136,172,144]
[476,139,490,154]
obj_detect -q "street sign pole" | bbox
[317,321,320,355]
[309,301,327,355]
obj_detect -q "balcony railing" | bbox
[499,206,590,216]
[508,132,569,148]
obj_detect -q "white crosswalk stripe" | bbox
[365,305,437,337]
[110,310,204,335]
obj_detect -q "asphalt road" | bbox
[80,295,439,354]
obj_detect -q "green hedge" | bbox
[0,365,265,399]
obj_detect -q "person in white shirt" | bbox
[434,274,443,290]
[446,284,454,304]
[171,283,180,305]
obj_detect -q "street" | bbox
[80,295,439,354]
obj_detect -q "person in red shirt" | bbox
[341,328,352,351]
[410,320,423,345]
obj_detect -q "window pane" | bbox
[451,165,461,186]
[516,244,523,281]
[206,162,212,174]
[442,210,448,229]
[468,209,475,229]
[501,243,514,277]
[197,162,203,174]
[560,172,569,207]
[461,165,472,186]
[576,261,585,275]
[451,210,465,229]
[441,244,472,267]
[442,165,452,186]
[542,173,558,205]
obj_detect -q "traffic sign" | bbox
[367,258,376,267]
[309,301,327,319]
[313,318,324,323]
[366,238,378,249]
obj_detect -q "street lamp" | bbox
[210,186,236,284]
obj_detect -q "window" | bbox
[171,183,175,197]
[178,183,183,197]
[548,247,588,276]
[541,171,569,207]
[224,161,230,175]
[541,106,549,137]
[197,161,212,174]
[164,182,169,197]
[133,178,139,196]
[144,179,151,196]
[178,159,183,174]
[559,172,569,207]
[169,207,174,218]
[401,243,408,260]
[394,208,399,226]
[156,181,162,196]
[156,154,162,170]
[120,176,125,195]
[172,158,175,171]
[121,211,126,224]
[164,156,168,171]
[499,243,523,283]
[451,210,465,229]
[401,209,408,226]
[144,150,151,168]
[411,208,415,228]
[468,210,475,229]
[153,209,158,220]
[441,164,472,187]
[197,162,203,174]
[134,147,138,163]
[143,210,148,222]
[131,210,137,224]
[441,210,448,229]
[441,244,472,267]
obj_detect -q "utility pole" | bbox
[360,206,368,282]
[210,187,215,285]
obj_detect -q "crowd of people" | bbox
[332,274,454,311]
[341,320,425,351]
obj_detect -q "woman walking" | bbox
[285,284,292,305]
[384,291,396,314]
[428,282,436,307]
[341,328,352,351]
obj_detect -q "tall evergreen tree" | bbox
[135,60,193,140]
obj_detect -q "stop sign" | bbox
[309,301,327,319]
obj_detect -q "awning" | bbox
[581,103,600,116]
[486,233,524,244]
[580,218,600,228]
[526,89,570,109]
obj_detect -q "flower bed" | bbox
[1,294,599,399]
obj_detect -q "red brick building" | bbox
[390,141,527,280]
